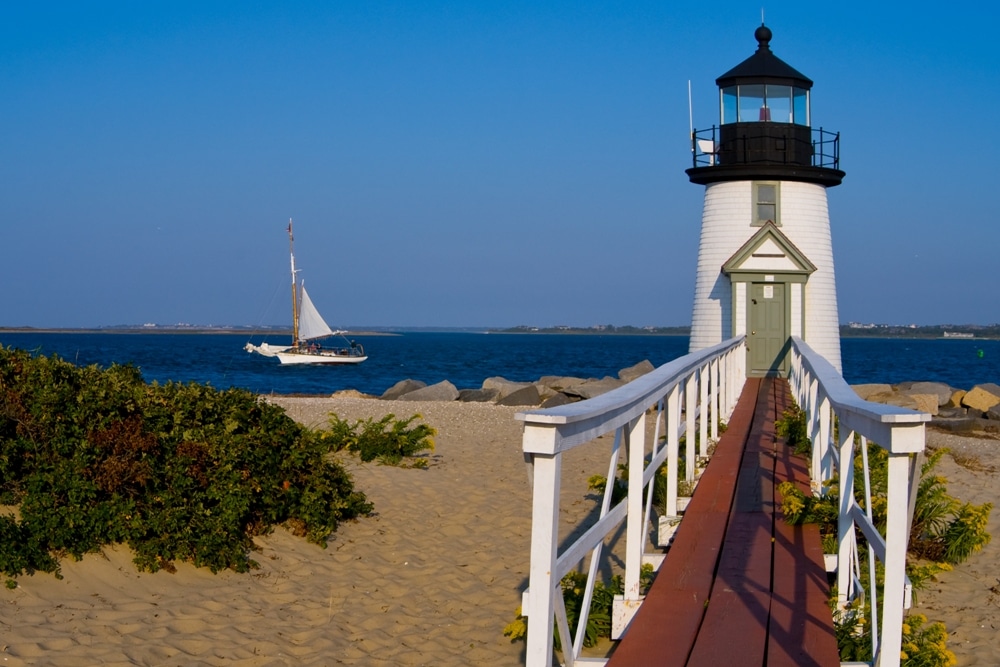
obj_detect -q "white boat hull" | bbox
[275,350,367,365]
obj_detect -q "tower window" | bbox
[753,182,779,226]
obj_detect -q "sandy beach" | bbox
[1,396,997,665]
[917,429,1000,665]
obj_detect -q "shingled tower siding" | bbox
[688,180,842,372]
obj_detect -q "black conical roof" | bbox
[716,25,812,89]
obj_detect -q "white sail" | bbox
[297,284,336,342]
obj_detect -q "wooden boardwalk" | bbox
[607,377,841,667]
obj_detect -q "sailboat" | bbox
[245,220,367,365]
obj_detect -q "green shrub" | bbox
[0,346,373,578]
[326,413,435,467]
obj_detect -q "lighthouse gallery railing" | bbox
[517,337,745,666]
[789,336,928,667]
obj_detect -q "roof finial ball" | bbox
[754,24,772,51]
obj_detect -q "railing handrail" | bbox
[792,337,930,428]
[517,336,745,455]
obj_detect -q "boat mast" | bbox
[288,219,300,346]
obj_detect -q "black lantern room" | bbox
[687,25,844,187]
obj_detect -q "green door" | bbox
[748,282,788,377]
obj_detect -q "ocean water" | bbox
[1,331,998,396]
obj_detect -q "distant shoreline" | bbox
[0,327,399,337]
[1,325,998,340]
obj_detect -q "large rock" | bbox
[905,393,939,416]
[987,403,1000,421]
[381,379,427,400]
[864,391,897,405]
[458,387,500,403]
[482,377,533,400]
[331,389,374,399]
[878,393,921,411]
[619,360,655,383]
[852,384,893,401]
[397,380,459,402]
[539,392,575,409]
[533,383,562,402]
[496,384,542,407]
[537,375,587,393]
[563,376,624,400]
[961,384,1000,412]
[863,390,934,414]
[899,382,954,407]
[931,416,992,433]
[947,389,967,408]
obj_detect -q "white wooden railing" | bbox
[789,337,929,667]
[516,336,746,667]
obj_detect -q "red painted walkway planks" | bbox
[607,378,840,667]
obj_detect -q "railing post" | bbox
[614,413,648,639]
[524,443,561,667]
[878,450,912,667]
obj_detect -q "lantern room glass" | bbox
[793,87,809,125]
[719,84,810,125]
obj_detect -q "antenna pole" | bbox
[688,80,694,154]
[288,219,300,346]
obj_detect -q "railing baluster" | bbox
[836,425,856,611]
[699,364,709,458]
[685,374,697,481]
[666,385,680,517]
[711,358,720,441]
[861,436,880,659]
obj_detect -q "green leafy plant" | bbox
[504,564,656,650]
[899,613,956,667]
[326,413,436,467]
[775,404,810,456]
[0,346,373,579]
[589,450,695,511]
[587,466,628,505]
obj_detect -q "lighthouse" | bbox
[687,24,845,375]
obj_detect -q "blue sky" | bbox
[2,2,998,328]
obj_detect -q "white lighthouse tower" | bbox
[687,24,845,375]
